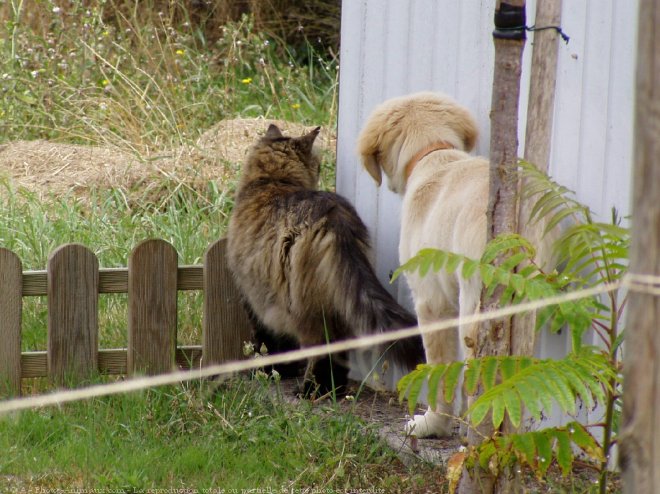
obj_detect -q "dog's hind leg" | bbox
[404,300,460,438]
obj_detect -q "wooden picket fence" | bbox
[0,238,252,397]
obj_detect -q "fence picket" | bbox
[47,244,99,386]
[0,248,22,396]
[128,239,178,375]
[203,238,252,365]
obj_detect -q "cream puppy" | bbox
[357,92,488,437]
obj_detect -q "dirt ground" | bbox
[275,378,618,492]
[276,378,462,467]
[0,117,335,200]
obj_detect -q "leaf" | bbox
[554,360,595,409]
[469,395,491,427]
[570,361,607,406]
[481,234,534,264]
[544,207,577,235]
[500,252,530,272]
[418,253,434,278]
[529,190,564,222]
[445,252,462,273]
[464,358,482,395]
[534,430,553,477]
[481,357,499,391]
[446,451,466,494]
[554,429,573,476]
[461,258,479,279]
[478,440,498,472]
[480,264,496,288]
[431,249,447,272]
[512,376,541,421]
[500,357,518,381]
[525,372,555,413]
[491,394,505,429]
[568,421,605,462]
[612,329,626,355]
[512,432,536,467]
[17,92,38,105]
[510,273,527,298]
[543,367,576,415]
[426,364,449,411]
[444,361,465,403]
[398,364,430,413]
[503,386,522,428]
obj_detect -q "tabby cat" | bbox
[227,124,422,396]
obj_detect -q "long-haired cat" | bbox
[227,124,423,396]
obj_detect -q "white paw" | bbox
[405,409,453,438]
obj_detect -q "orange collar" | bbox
[404,141,455,180]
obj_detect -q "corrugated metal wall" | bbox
[337,0,638,418]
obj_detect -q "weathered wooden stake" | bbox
[515,0,563,358]
[619,0,660,491]
[460,1,526,493]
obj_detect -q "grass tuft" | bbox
[0,378,436,492]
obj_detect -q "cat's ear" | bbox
[265,124,284,139]
[299,127,321,153]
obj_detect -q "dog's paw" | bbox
[405,410,453,438]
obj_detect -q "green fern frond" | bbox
[396,361,467,415]
[466,352,613,429]
[473,422,604,479]
[519,160,591,228]
[397,352,614,429]
[397,363,434,415]
[481,233,536,264]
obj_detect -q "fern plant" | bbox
[395,160,628,492]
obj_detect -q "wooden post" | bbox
[128,239,178,376]
[0,248,22,396]
[460,1,526,493]
[515,0,563,357]
[47,244,99,386]
[203,238,252,365]
[619,0,660,491]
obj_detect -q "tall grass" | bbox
[0,378,437,491]
[1,2,338,150]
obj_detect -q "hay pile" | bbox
[0,118,335,200]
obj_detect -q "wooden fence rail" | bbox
[0,238,252,396]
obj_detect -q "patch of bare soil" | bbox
[0,117,335,200]
[276,378,461,466]
[275,379,619,493]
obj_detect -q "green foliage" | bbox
[466,422,604,479]
[0,5,338,148]
[392,233,597,349]
[396,161,629,485]
[398,350,616,429]
[0,379,423,491]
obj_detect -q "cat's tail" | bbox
[331,230,424,370]
[350,281,424,370]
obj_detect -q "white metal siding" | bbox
[338,0,638,406]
